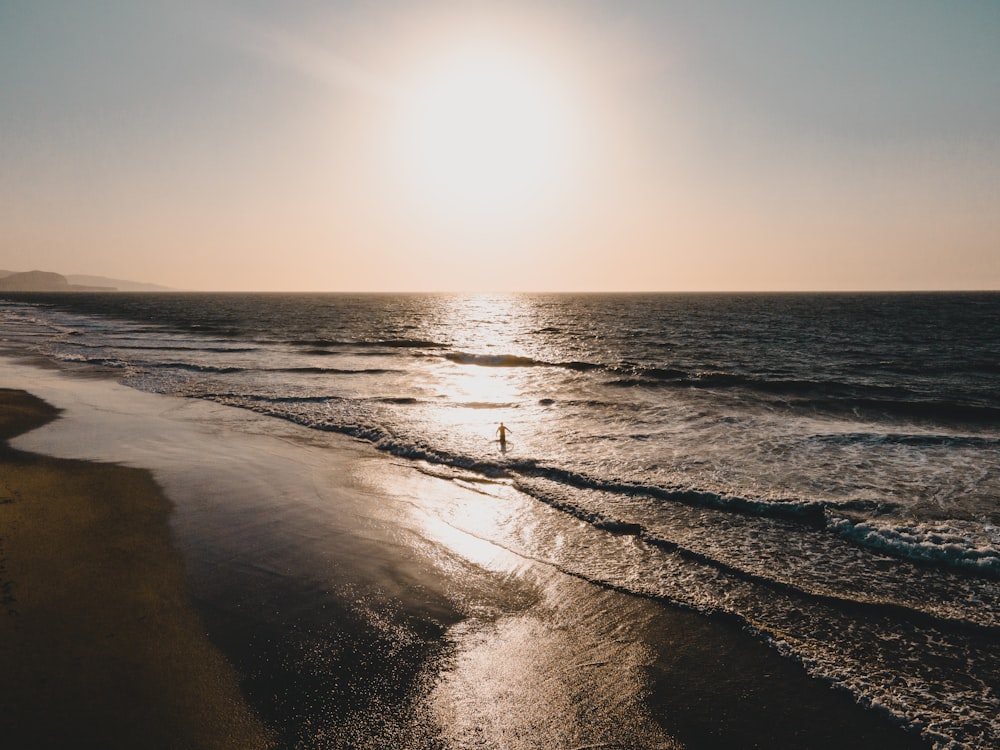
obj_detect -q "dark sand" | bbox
[0,389,270,749]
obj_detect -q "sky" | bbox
[1,0,998,292]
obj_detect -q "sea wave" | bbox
[141,362,401,376]
[144,361,246,374]
[606,369,913,398]
[442,350,604,372]
[293,338,446,349]
[193,388,1000,586]
[605,369,1000,424]
[445,351,544,367]
[200,392,341,404]
[812,397,1000,425]
[63,342,260,353]
[528,500,1000,636]
[279,366,401,375]
[831,517,1000,577]
[217,397,1000,578]
[807,432,1000,448]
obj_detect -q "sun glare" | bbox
[393,40,582,229]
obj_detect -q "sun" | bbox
[392,39,581,229]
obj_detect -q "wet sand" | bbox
[0,388,270,749]
[0,359,932,749]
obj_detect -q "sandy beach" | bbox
[0,356,932,749]
[0,387,270,749]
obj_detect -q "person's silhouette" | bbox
[496,422,511,448]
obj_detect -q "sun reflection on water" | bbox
[434,293,536,354]
[420,504,518,574]
[420,294,551,452]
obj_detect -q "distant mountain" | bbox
[0,270,173,292]
[66,274,174,292]
[0,270,113,291]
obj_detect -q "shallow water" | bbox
[2,291,998,748]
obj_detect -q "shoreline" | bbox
[0,358,933,748]
[0,388,270,749]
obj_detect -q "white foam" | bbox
[831,516,1000,577]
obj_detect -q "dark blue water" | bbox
[2,291,998,748]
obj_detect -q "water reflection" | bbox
[431,294,538,352]
[418,482,524,574]
[375,454,680,750]
[419,294,548,456]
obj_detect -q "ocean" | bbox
[2,291,998,748]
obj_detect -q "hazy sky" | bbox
[2,1,998,291]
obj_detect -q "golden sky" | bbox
[2,1,998,291]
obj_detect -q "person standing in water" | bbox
[496,422,511,448]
